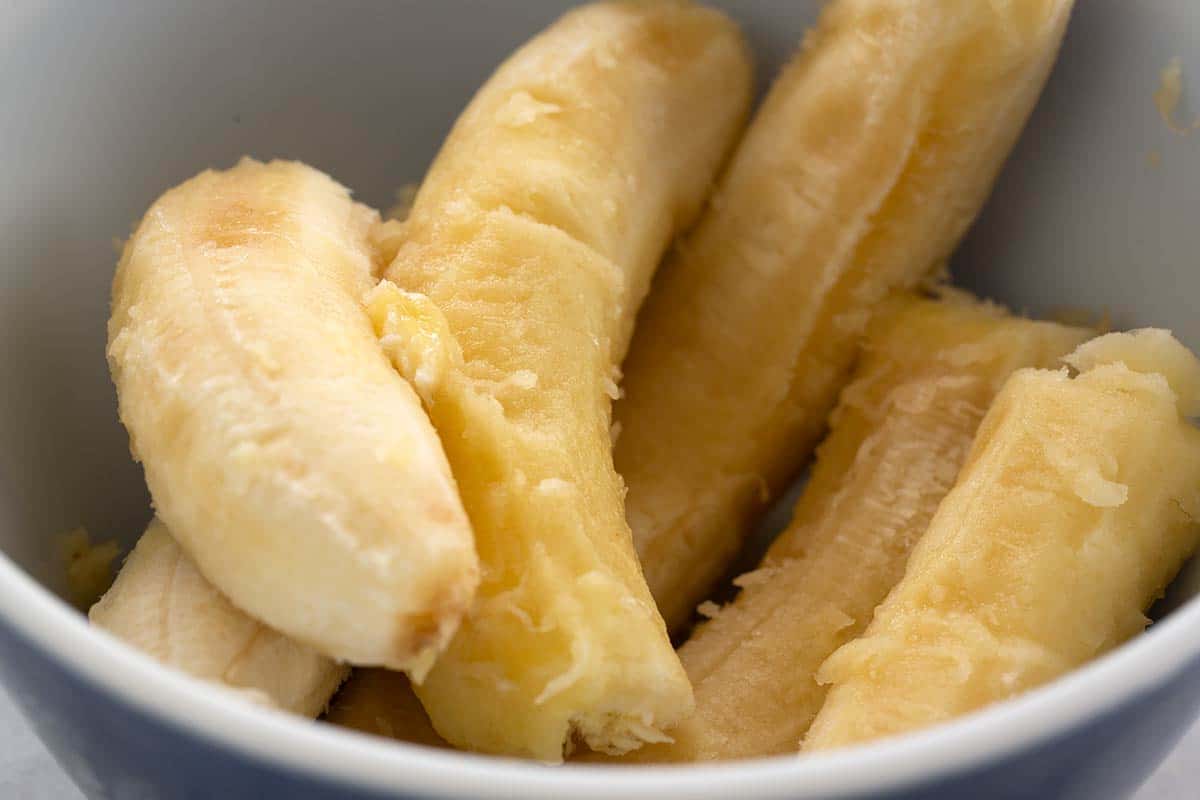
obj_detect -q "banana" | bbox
[614,294,1087,762]
[615,0,1076,632]
[370,1,752,760]
[60,527,120,610]
[91,519,347,716]
[107,159,478,675]
[324,668,448,748]
[805,329,1200,750]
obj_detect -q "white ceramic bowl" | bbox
[2,2,1200,798]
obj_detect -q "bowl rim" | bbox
[1,547,1198,799]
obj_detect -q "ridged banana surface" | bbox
[91,519,348,717]
[616,0,1076,632]
[806,329,1200,749]
[107,159,478,675]
[372,1,753,760]
[619,294,1087,761]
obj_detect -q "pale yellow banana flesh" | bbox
[60,528,120,610]
[91,520,347,716]
[107,159,478,674]
[614,294,1088,762]
[616,0,1076,632]
[324,668,448,749]
[805,329,1200,750]
[373,2,752,760]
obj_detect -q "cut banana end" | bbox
[804,329,1200,751]
[107,159,478,674]
[616,0,1077,633]
[614,294,1088,762]
[91,520,348,716]
[324,669,448,749]
[374,1,752,761]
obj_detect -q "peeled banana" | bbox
[618,294,1087,762]
[107,159,478,674]
[616,0,1077,632]
[805,329,1200,750]
[91,519,347,716]
[370,2,753,760]
[60,527,120,610]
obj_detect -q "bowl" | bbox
[3,1,1200,798]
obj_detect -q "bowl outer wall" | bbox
[4,546,1200,800]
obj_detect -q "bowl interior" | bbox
[2,0,1200,676]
